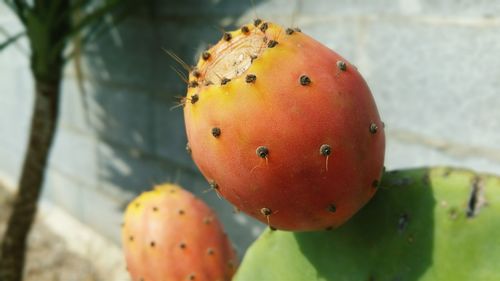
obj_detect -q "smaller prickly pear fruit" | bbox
[122,184,237,281]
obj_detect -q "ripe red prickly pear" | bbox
[122,184,237,281]
[183,20,385,231]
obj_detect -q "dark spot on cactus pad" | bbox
[397,213,409,233]
[153,207,158,212]
[286,28,294,35]
[188,273,196,280]
[327,204,337,213]
[211,127,221,138]
[294,27,302,32]
[191,69,201,78]
[246,74,257,83]
[467,177,484,218]
[260,207,272,216]
[223,32,232,41]
[241,25,250,34]
[207,248,215,255]
[320,144,332,156]
[449,207,458,220]
[150,241,156,247]
[256,146,269,158]
[260,22,269,32]
[209,180,219,190]
[188,80,199,88]
[185,143,192,155]
[299,75,311,86]
[221,77,231,85]
[179,242,187,249]
[254,18,262,26]
[369,122,378,134]
[202,51,211,61]
[443,168,452,177]
[408,234,414,244]
[336,60,347,71]
[372,180,380,188]
[190,94,199,104]
[267,40,279,48]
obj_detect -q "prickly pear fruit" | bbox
[183,20,385,231]
[122,184,237,281]
[234,167,500,281]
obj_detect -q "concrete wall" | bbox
[1,0,500,257]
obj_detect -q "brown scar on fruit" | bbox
[369,122,378,134]
[286,28,295,35]
[254,18,262,27]
[196,23,277,86]
[223,32,232,41]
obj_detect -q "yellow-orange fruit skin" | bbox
[184,22,385,231]
[122,184,237,281]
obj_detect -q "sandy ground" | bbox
[0,185,104,281]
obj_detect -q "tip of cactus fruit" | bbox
[188,21,285,88]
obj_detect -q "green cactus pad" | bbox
[234,167,500,281]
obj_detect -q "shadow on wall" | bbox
[82,0,268,255]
